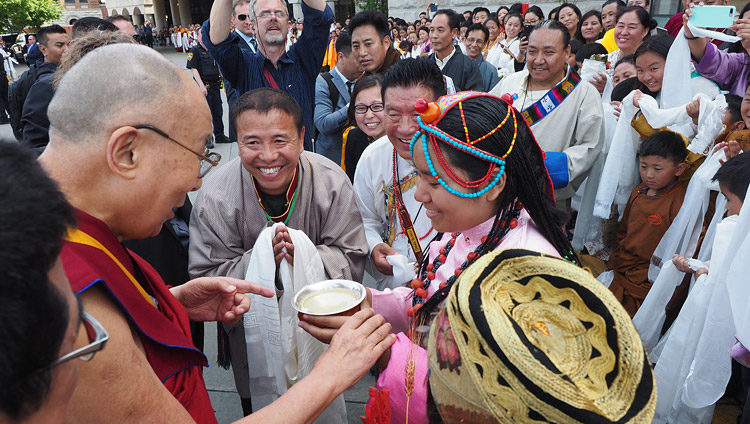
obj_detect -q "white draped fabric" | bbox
[243,223,347,423]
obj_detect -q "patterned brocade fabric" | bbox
[428,249,657,423]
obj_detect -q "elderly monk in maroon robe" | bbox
[38,43,394,424]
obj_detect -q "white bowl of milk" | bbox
[292,279,366,316]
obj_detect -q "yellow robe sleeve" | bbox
[630,113,705,182]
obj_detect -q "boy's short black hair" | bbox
[724,93,743,124]
[472,6,491,17]
[639,130,688,164]
[713,153,750,201]
[575,42,608,63]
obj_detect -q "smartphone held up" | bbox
[689,5,736,29]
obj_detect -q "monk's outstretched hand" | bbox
[171,277,274,324]
[310,308,396,393]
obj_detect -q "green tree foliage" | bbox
[0,0,63,33]
[357,0,387,13]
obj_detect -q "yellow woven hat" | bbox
[427,249,656,423]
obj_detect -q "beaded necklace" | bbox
[407,205,522,316]
[252,164,299,225]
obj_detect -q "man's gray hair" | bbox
[249,0,289,21]
[48,44,185,144]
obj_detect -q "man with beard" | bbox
[204,0,334,151]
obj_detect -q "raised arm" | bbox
[682,3,708,62]
[302,0,326,12]
[209,0,233,45]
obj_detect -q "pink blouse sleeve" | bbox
[375,332,429,424]
[371,286,413,334]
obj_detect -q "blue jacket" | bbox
[202,3,334,151]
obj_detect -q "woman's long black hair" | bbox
[415,95,578,323]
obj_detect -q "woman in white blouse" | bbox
[495,13,523,78]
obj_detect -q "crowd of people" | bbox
[2,0,750,422]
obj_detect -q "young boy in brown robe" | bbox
[607,131,689,317]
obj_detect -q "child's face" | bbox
[639,155,685,191]
[720,182,743,216]
[636,51,666,93]
[741,85,750,128]
[721,108,746,131]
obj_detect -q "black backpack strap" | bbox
[321,71,340,108]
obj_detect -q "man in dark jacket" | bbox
[429,9,483,92]
[349,10,401,76]
[20,25,69,153]
[225,0,257,143]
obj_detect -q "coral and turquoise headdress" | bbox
[409,91,518,199]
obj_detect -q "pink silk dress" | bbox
[371,209,560,423]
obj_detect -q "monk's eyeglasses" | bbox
[52,312,109,366]
[134,125,221,178]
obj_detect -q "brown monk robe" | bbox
[607,180,687,317]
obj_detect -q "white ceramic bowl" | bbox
[292,279,366,316]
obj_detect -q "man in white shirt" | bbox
[353,58,446,290]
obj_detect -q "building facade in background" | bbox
[53,0,108,26]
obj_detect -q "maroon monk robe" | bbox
[61,210,217,423]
